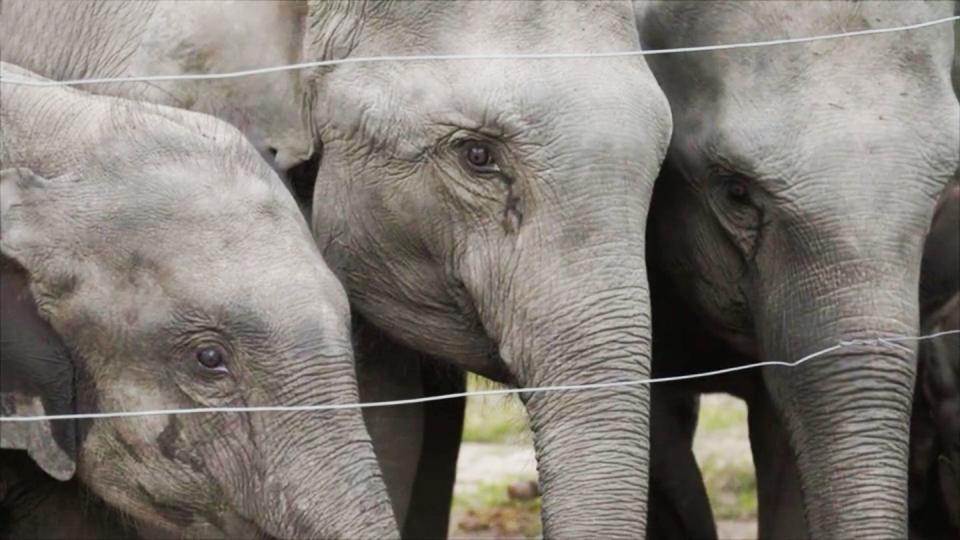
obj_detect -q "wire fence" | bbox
[1,14,958,422]
[2,330,957,422]
[0,15,956,87]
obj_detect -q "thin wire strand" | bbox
[2,329,956,422]
[0,15,956,87]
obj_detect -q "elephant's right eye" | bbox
[195,344,229,373]
[724,177,751,205]
[459,142,500,175]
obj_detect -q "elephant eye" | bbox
[459,142,499,174]
[723,176,752,205]
[195,345,229,373]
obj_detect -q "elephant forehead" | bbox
[347,0,639,54]
[697,88,957,175]
[651,1,955,104]
[311,0,660,145]
[656,0,953,52]
[320,56,662,161]
[669,52,959,182]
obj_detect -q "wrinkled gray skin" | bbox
[0,0,316,196]
[0,65,396,539]
[910,180,959,539]
[2,2,674,536]
[305,2,671,537]
[644,182,960,540]
[638,2,960,539]
[911,296,960,539]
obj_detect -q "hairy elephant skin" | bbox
[0,64,396,539]
[638,2,959,539]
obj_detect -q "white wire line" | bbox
[2,329,957,423]
[0,15,956,87]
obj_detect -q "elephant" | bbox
[0,63,396,539]
[0,1,671,538]
[910,179,959,539]
[643,181,960,540]
[2,2,675,536]
[913,293,960,539]
[305,2,673,536]
[636,1,960,539]
[0,0,318,205]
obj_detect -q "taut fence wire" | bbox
[2,330,957,422]
[0,13,958,421]
[0,15,956,87]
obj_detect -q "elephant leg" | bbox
[355,318,425,533]
[647,385,717,540]
[746,386,807,540]
[402,364,466,539]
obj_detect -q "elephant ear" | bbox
[0,168,77,481]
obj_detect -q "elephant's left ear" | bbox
[1,168,78,481]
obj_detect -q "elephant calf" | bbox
[0,64,396,539]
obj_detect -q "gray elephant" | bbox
[305,2,675,536]
[0,64,396,539]
[3,2,677,537]
[910,179,959,539]
[644,180,960,540]
[0,0,317,201]
[636,1,959,539]
[911,294,960,539]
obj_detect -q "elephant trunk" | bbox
[758,268,918,539]
[235,345,398,539]
[523,350,650,538]
[258,414,398,539]
[481,239,652,538]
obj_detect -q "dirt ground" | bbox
[449,392,758,539]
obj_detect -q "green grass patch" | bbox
[700,453,758,519]
[696,395,757,520]
[461,375,531,444]
[697,395,748,432]
[453,478,542,538]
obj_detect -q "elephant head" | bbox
[0,0,318,202]
[639,1,959,537]
[302,1,672,536]
[0,69,396,539]
[124,1,318,182]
